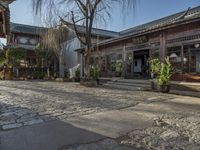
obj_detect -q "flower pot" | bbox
[80,80,97,87]
[158,85,170,93]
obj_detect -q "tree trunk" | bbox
[59,53,64,78]
[84,55,90,80]
[84,46,91,80]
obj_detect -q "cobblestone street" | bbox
[0,81,200,150]
[0,81,174,131]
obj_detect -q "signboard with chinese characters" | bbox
[132,36,148,44]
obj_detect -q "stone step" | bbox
[102,83,144,91]
[116,79,150,85]
[106,81,150,88]
[103,82,151,91]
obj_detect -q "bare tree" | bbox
[42,25,72,78]
[32,0,136,79]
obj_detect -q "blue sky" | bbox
[9,0,200,31]
[1,0,199,45]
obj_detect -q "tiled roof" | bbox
[120,6,200,36]
[75,6,200,52]
[0,0,14,8]
[98,6,200,46]
[61,21,119,38]
[10,22,119,38]
[10,23,48,35]
[74,24,119,38]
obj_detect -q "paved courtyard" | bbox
[0,81,199,150]
[0,81,174,131]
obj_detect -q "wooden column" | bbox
[181,45,184,72]
[132,51,134,76]
[188,48,191,73]
[122,42,126,78]
[159,32,166,61]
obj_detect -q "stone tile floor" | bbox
[0,81,174,131]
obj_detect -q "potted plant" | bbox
[157,58,172,93]
[114,60,122,77]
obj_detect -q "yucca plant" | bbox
[157,57,172,93]
[157,57,171,85]
[113,60,123,77]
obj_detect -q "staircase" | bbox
[100,78,151,91]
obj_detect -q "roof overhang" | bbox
[0,0,14,37]
[75,17,200,53]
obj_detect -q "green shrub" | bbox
[64,69,69,78]
[148,58,161,74]
[90,66,99,80]
[113,60,122,77]
[75,67,80,78]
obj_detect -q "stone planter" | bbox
[157,85,170,93]
[5,73,13,80]
[150,80,171,93]
[80,80,97,87]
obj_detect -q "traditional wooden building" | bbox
[7,22,49,68]
[77,6,200,82]
[0,0,14,37]
[7,22,118,77]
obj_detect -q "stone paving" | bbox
[0,81,175,131]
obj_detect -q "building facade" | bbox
[7,22,119,77]
[7,23,51,68]
[77,6,200,82]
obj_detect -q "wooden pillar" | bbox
[181,45,184,73]
[159,32,166,61]
[105,55,107,72]
[122,42,126,78]
[188,48,191,73]
[132,51,134,76]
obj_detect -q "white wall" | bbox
[63,37,81,69]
